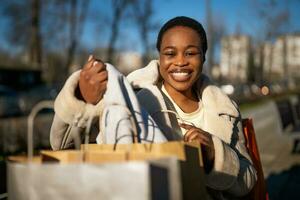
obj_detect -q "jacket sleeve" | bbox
[50,114,83,150]
[50,70,103,150]
[206,117,257,197]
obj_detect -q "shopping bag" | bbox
[7,158,171,200]
[40,151,184,200]
[41,141,208,200]
[80,141,203,164]
[242,118,269,200]
[41,149,127,164]
[80,141,208,200]
[7,101,171,200]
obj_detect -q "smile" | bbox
[169,69,192,82]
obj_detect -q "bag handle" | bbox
[103,104,138,150]
[82,103,139,153]
[28,100,92,163]
[27,100,54,162]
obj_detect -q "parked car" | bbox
[18,85,58,115]
[0,85,21,117]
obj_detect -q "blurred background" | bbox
[0,0,300,107]
[0,0,300,199]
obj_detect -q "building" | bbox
[285,34,300,81]
[220,35,251,83]
[220,33,300,85]
[257,34,300,84]
[271,38,285,79]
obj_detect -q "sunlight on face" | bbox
[159,26,204,96]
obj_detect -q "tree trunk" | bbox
[141,33,150,65]
[205,0,213,76]
[107,14,120,63]
[65,0,90,71]
[107,0,127,63]
[30,0,42,68]
[282,37,289,87]
[259,44,264,84]
[65,0,78,71]
[141,1,151,65]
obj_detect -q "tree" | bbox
[65,0,90,71]
[249,0,290,83]
[106,0,131,63]
[130,0,158,65]
[247,47,256,83]
[1,0,42,67]
[205,0,226,79]
[1,0,90,73]
[37,0,91,83]
[29,0,42,67]
[205,0,213,76]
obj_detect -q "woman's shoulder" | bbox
[197,75,239,117]
[127,60,160,89]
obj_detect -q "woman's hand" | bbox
[78,55,108,105]
[180,123,215,172]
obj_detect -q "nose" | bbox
[174,53,188,67]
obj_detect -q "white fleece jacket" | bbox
[50,60,257,199]
[50,64,167,150]
[127,60,257,198]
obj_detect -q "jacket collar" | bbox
[127,60,239,117]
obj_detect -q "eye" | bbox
[185,51,200,57]
[163,51,175,57]
[185,51,201,57]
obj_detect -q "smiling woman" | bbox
[50,16,257,200]
[127,17,257,199]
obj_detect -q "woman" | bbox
[50,16,257,199]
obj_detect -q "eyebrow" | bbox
[162,46,175,51]
[162,45,200,51]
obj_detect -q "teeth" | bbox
[170,71,191,81]
[172,72,189,76]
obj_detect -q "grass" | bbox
[239,90,300,112]
[239,98,271,112]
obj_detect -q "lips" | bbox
[169,69,193,82]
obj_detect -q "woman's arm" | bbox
[49,55,106,150]
[180,116,257,196]
[206,118,257,197]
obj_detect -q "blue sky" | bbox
[80,0,300,53]
[1,0,300,56]
[81,0,247,52]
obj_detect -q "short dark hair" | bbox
[156,16,207,61]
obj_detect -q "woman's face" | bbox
[159,26,204,94]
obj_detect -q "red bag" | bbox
[242,118,269,200]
